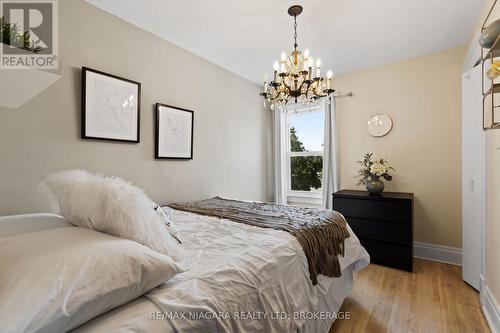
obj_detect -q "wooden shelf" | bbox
[483,83,500,96]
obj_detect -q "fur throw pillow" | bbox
[42,169,181,260]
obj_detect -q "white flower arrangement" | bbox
[370,162,387,176]
[356,153,395,185]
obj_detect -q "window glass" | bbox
[287,109,324,194]
[289,111,324,152]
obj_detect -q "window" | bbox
[285,106,324,202]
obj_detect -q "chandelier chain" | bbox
[293,15,298,50]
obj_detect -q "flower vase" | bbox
[366,176,384,195]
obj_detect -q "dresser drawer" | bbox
[334,197,411,224]
[360,238,413,272]
[347,217,411,245]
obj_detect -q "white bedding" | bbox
[0,227,181,333]
[73,207,369,332]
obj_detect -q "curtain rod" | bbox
[334,92,353,98]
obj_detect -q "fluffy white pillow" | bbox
[0,227,182,333]
[42,169,181,259]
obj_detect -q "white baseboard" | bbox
[481,276,500,333]
[413,242,462,266]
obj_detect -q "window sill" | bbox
[287,193,322,207]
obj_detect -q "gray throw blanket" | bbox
[169,197,350,285]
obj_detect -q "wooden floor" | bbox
[330,259,490,333]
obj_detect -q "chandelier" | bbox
[260,5,335,111]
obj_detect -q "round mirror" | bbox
[367,114,393,137]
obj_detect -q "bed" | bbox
[1,207,369,333]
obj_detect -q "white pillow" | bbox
[0,227,182,333]
[42,170,181,259]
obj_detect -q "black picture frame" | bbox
[155,103,194,160]
[81,66,141,143]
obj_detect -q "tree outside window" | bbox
[287,109,324,195]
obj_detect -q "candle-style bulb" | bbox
[273,61,280,71]
[308,57,314,68]
[304,49,310,58]
[281,52,287,61]
[326,70,333,90]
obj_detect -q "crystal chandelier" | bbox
[260,5,335,111]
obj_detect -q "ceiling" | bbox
[86,0,485,85]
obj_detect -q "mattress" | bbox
[71,207,369,333]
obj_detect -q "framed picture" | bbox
[82,67,141,143]
[155,103,194,160]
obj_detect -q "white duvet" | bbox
[140,207,369,332]
[73,207,369,333]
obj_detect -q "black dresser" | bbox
[333,190,413,272]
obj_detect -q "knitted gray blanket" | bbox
[169,197,350,285]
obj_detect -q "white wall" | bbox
[0,0,273,215]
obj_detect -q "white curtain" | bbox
[274,109,287,204]
[322,97,340,209]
